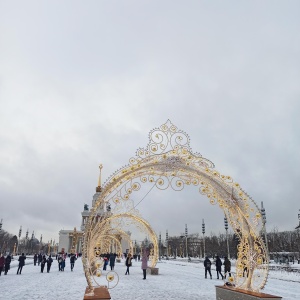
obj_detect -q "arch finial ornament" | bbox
[83,120,269,294]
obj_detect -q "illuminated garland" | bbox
[82,120,269,294]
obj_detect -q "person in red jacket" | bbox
[0,253,5,276]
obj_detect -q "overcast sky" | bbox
[0,1,299,244]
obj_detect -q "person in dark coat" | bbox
[4,254,12,275]
[58,255,63,271]
[38,253,42,266]
[215,256,224,279]
[223,257,231,278]
[61,258,65,271]
[47,255,53,273]
[109,253,115,271]
[70,254,77,271]
[40,255,47,273]
[17,253,26,274]
[204,257,212,279]
[125,253,132,275]
[33,254,37,266]
[0,253,5,276]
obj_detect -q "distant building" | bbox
[58,168,131,254]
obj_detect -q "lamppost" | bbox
[48,240,51,255]
[0,219,3,250]
[199,234,202,259]
[202,219,206,258]
[17,226,22,255]
[30,231,34,254]
[224,215,230,259]
[25,229,29,254]
[185,224,188,258]
[166,230,168,258]
[40,234,42,253]
[295,209,300,262]
[49,238,52,255]
[295,209,300,230]
[159,232,161,260]
[261,201,269,259]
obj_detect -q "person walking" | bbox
[109,253,116,271]
[215,256,224,279]
[125,253,132,275]
[70,254,77,271]
[4,253,11,275]
[17,253,26,275]
[0,253,5,276]
[204,256,212,279]
[58,255,62,271]
[141,249,149,280]
[33,254,37,266]
[40,255,47,273]
[103,255,108,271]
[47,255,53,273]
[38,253,42,266]
[61,257,65,271]
[224,257,231,278]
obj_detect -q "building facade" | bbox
[58,174,131,254]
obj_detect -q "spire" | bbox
[96,164,103,192]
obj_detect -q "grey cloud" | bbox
[0,1,299,242]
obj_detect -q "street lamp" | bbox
[295,209,300,262]
[295,209,300,230]
[159,232,161,260]
[224,216,230,259]
[166,230,168,258]
[261,201,269,258]
[202,219,205,258]
[199,235,202,259]
[17,226,22,255]
[25,229,29,254]
[185,224,188,258]
[48,240,51,255]
[31,231,34,254]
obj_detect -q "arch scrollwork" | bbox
[83,120,269,294]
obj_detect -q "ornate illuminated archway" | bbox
[84,212,159,289]
[83,120,269,294]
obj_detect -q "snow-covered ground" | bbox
[1,257,300,300]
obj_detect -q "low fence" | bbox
[269,264,300,273]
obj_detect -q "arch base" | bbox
[83,286,111,300]
[215,286,282,300]
[147,267,159,275]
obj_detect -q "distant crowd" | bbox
[0,252,79,276]
[1,250,237,284]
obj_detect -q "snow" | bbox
[1,256,300,300]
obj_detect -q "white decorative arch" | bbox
[83,120,269,294]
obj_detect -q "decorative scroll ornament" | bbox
[82,120,269,294]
